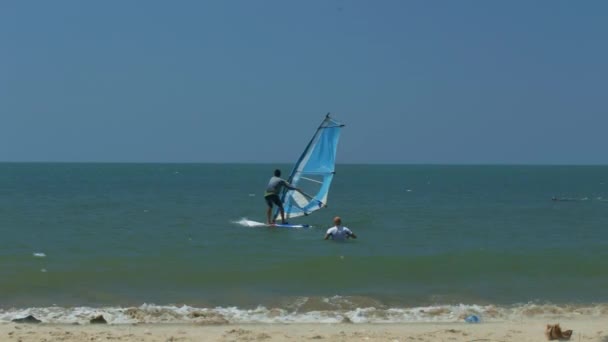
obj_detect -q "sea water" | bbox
[1,163,607,323]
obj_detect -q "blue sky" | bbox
[1,1,607,164]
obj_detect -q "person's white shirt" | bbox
[325,225,354,240]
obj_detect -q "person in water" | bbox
[264,169,304,224]
[324,216,357,240]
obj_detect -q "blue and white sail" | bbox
[275,114,344,220]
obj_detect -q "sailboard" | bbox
[272,113,344,227]
[239,219,309,229]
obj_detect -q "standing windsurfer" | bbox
[264,169,303,225]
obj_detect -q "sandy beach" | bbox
[2,318,607,342]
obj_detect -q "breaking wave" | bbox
[2,297,608,325]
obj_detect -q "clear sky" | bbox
[1,1,607,164]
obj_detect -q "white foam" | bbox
[33,252,46,258]
[234,218,266,227]
[1,302,607,325]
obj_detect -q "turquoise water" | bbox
[1,163,608,323]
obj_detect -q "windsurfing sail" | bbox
[274,113,344,220]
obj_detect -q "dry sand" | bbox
[2,318,607,341]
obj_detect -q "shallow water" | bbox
[1,163,607,322]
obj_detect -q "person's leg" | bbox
[270,195,284,224]
[265,196,274,224]
[266,207,272,224]
[280,208,286,224]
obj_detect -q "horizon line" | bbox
[1,161,607,167]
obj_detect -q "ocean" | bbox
[1,163,608,324]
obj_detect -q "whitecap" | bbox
[1,302,607,324]
[234,218,266,227]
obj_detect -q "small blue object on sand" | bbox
[465,315,480,323]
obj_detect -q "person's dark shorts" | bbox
[265,194,282,208]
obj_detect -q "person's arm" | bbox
[283,180,299,192]
[284,181,312,199]
[346,228,357,239]
[288,184,306,195]
[324,228,333,240]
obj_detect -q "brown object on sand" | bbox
[545,324,573,340]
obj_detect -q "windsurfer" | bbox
[264,169,303,224]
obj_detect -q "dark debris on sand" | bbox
[12,315,42,324]
[90,315,107,324]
